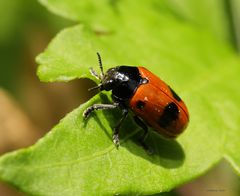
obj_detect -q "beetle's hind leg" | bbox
[134,116,153,154]
[83,103,119,119]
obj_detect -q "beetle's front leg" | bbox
[83,102,119,119]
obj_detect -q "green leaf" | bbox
[38,0,233,42]
[1,0,240,195]
[164,0,232,43]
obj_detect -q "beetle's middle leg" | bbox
[112,108,128,148]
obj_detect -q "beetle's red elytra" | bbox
[130,67,189,138]
[83,53,189,150]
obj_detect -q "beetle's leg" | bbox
[83,103,119,119]
[133,116,149,141]
[134,116,153,154]
[113,108,128,148]
[89,67,100,80]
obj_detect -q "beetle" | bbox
[83,53,189,150]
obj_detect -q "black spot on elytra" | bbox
[136,101,145,110]
[158,102,179,128]
[169,86,181,102]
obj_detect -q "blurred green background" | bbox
[0,0,240,195]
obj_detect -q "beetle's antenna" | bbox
[97,52,104,78]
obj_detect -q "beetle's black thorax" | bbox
[101,66,143,103]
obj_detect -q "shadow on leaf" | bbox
[125,131,185,168]
[96,93,185,169]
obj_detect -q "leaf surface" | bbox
[1,0,240,195]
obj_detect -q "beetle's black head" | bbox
[100,67,130,91]
[89,53,146,102]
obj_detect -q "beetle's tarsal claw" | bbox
[83,108,91,119]
[112,134,120,148]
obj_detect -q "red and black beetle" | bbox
[83,53,189,150]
